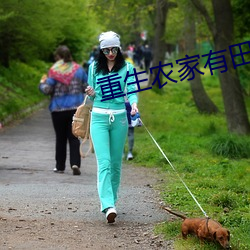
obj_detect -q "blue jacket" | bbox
[39,67,88,112]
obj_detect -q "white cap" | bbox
[99,31,121,49]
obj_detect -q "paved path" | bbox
[0,106,172,249]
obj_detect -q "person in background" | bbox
[123,52,136,160]
[87,46,99,70]
[85,31,138,223]
[143,44,153,74]
[39,45,88,175]
[125,101,134,160]
[133,44,144,69]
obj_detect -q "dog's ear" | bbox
[227,230,230,240]
[213,231,217,240]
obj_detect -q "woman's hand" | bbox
[85,86,95,97]
[131,103,138,116]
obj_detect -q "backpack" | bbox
[72,95,93,158]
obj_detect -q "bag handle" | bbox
[79,137,94,158]
[78,99,94,158]
[83,94,88,105]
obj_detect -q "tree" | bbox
[181,0,219,114]
[92,0,155,47]
[148,0,177,91]
[0,0,99,66]
[191,0,250,134]
[232,0,250,39]
[232,0,250,96]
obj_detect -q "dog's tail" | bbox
[162,206,187,220]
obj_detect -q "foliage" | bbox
[92,0,155,46]
[165,0,250,97]
[233,0,250,101]
[0,60,49,122]
[232,0,250,39]
[233,36,250,96]
[0,0,100,66]
[165,0,213,45]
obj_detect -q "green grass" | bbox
[127,68,250,250]
[0,60,50,123]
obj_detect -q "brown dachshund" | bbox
[162,207,231,249]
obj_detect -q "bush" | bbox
[210,191,237,209]
[210,135,250,158]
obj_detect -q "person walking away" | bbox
[143,44,152,74]
[134,45,144,69]
[39,45,88,175]
[125,101,134,160]
[85,31,139,223]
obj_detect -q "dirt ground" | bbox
[0,107,174,250]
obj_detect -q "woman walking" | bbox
[85,31,138,223]
[39,45,88,175]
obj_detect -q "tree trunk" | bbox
[191,0,250,134]
[148,0,177,92]
[184,1,218,114]
[212,0,250,134]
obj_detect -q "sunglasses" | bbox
[102,47,119,55]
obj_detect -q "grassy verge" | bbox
[127,68,250,250]
[0,60,50,124]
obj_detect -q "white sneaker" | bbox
[127,152,133,160]
[53,168,64,173]
[105,207,117,223]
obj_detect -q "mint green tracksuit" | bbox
[88,62,138,212]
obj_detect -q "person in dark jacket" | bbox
[125,101,134,160]
[143,44,153,74]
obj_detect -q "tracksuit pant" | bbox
[90,110,128,212]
